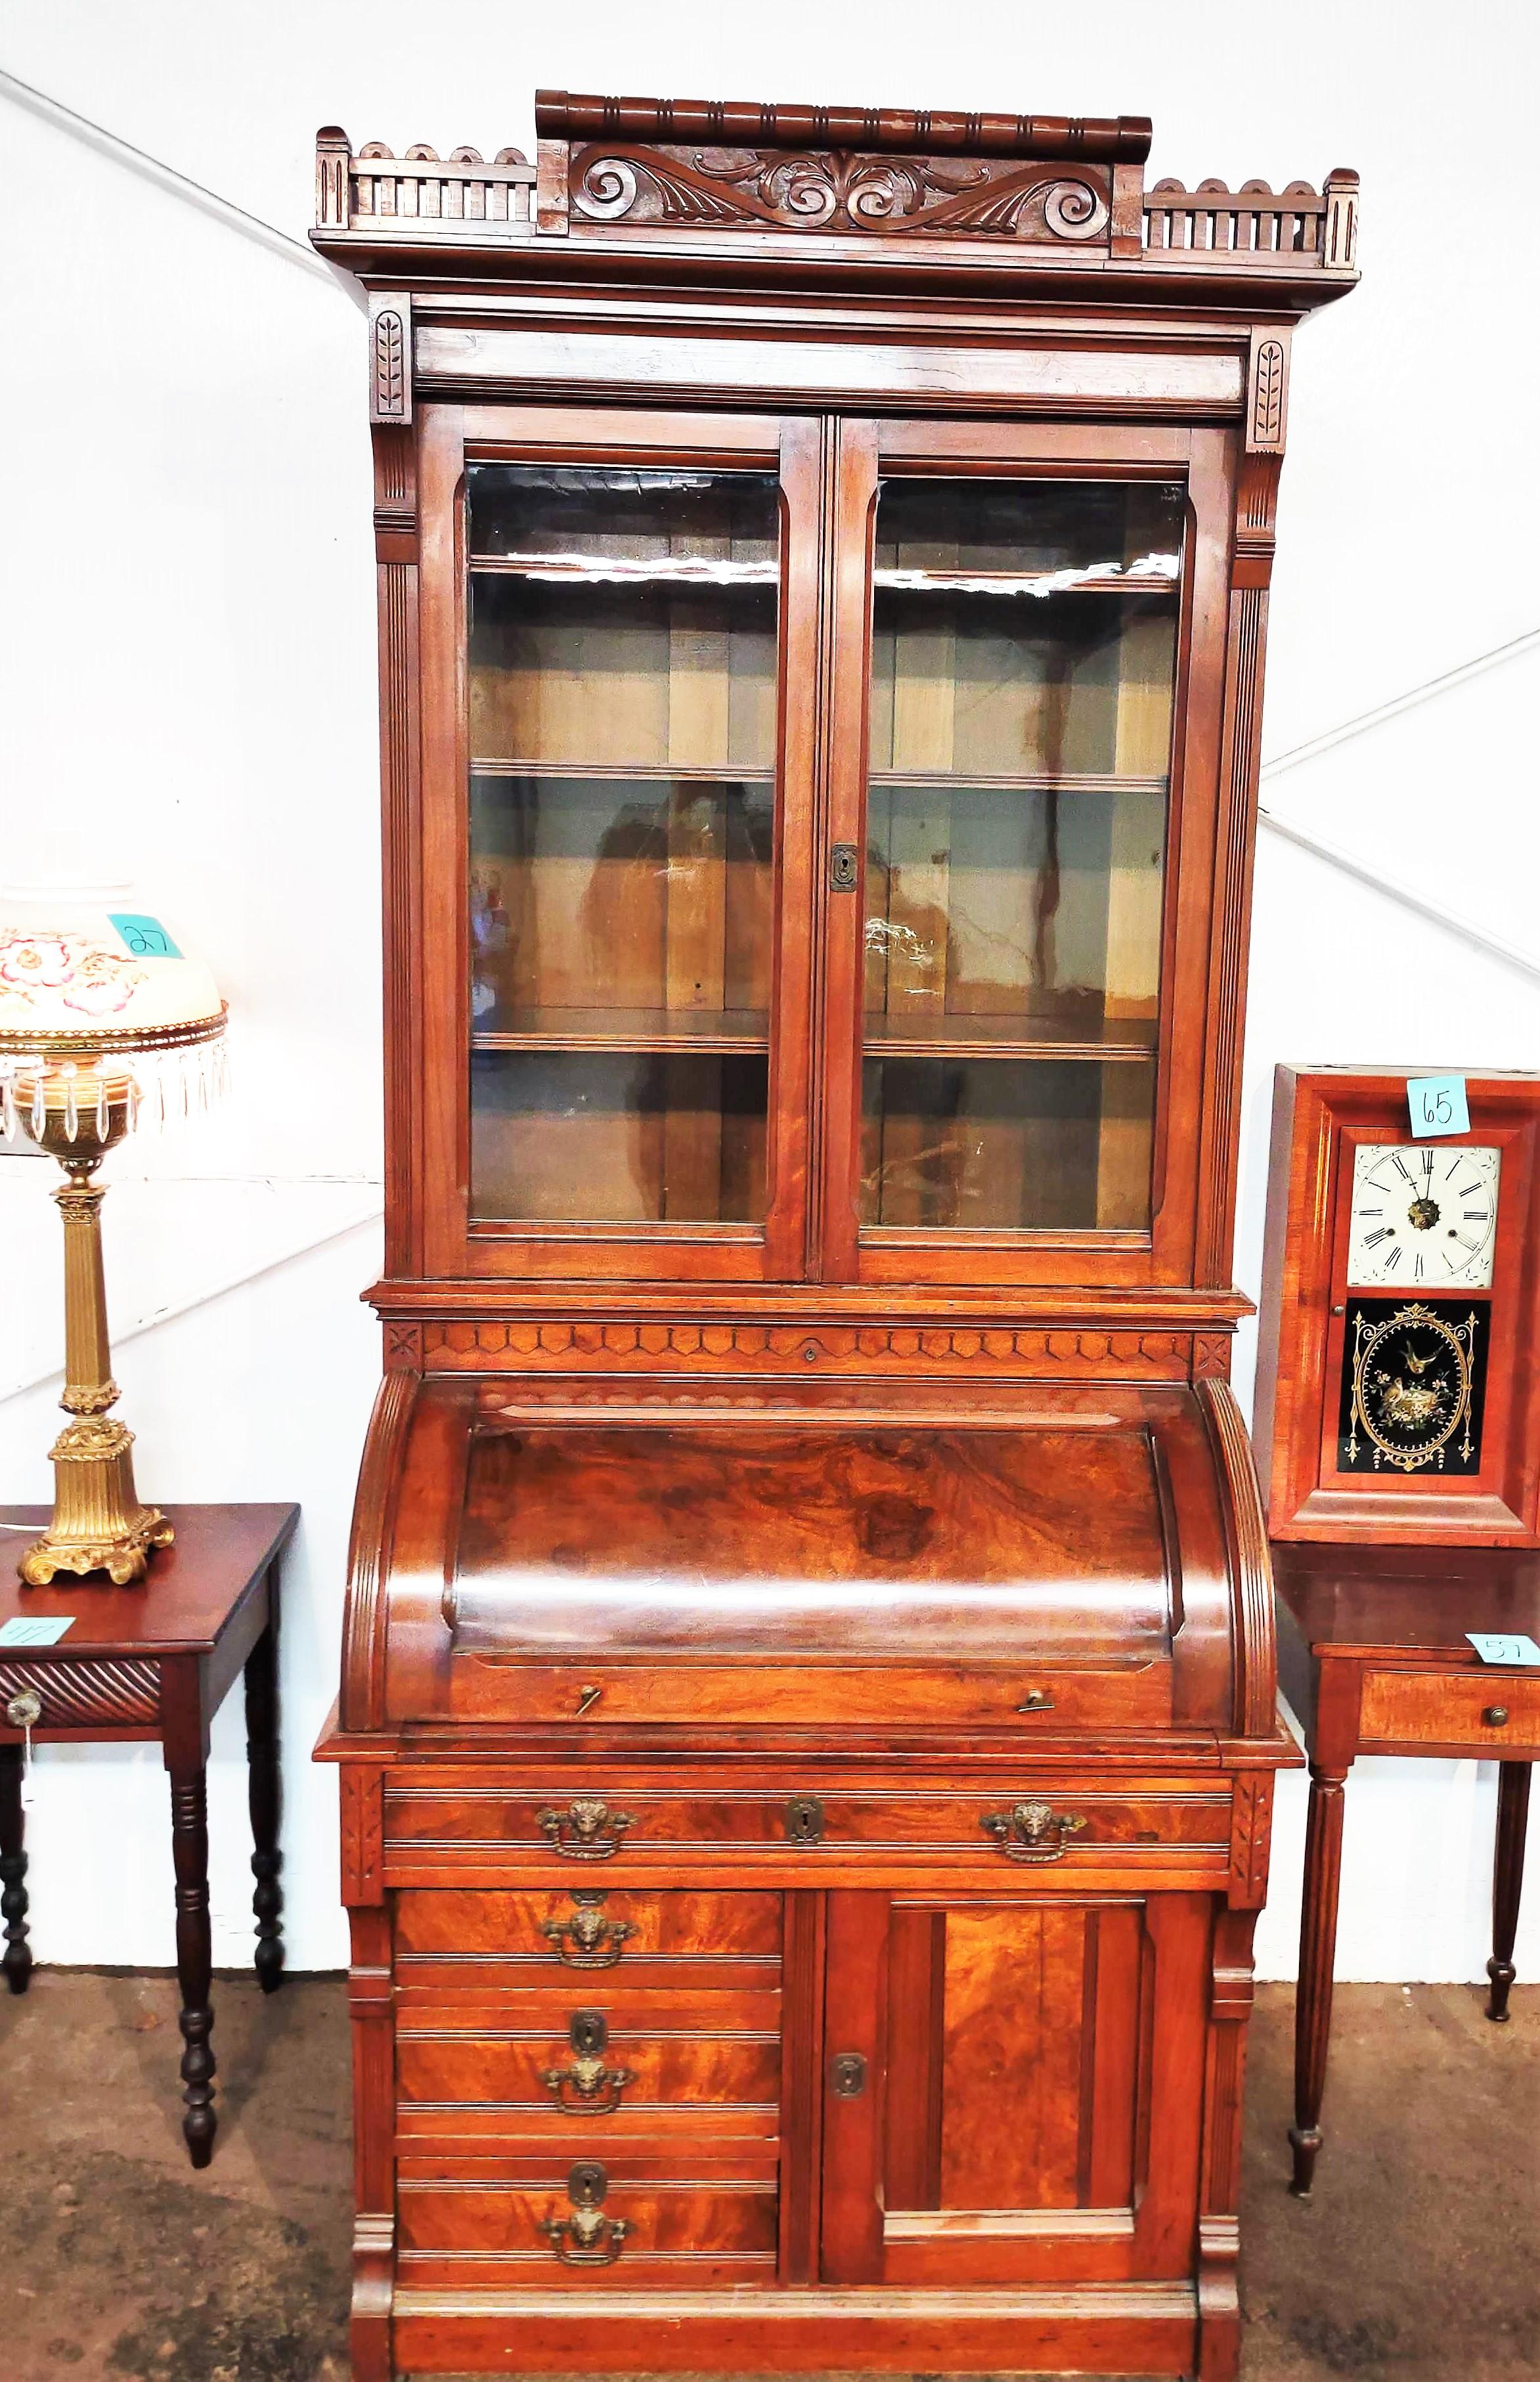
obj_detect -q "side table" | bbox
[0,1501,299,2167]
[1273,1539,1538,2197]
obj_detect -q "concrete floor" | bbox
[0,1975,1533,2381]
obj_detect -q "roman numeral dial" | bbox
[1345,1143,1501,1289]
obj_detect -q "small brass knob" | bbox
[1484,1706,1510,1728]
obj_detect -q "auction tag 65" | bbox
[1407,1074,1470,1138]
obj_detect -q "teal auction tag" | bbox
[108,913,181,959]
[1466,1632,1540,1667]
[1407,1074,1470,1138]
[0,1616,74,1647]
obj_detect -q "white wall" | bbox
[1,0,1536,1981]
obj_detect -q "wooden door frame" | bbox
[816,418,1234,1290]
[415,401,820,1282]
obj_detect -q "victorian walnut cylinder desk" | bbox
[312,93,1359,2382]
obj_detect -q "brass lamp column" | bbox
[0,901,227,1588]
[15,1063,172,1585]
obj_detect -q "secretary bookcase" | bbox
[313,92,1359,2382]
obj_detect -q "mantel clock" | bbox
[1256,1068,1540,1543]
[312,89,1359,2382]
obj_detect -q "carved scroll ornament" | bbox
[572,144,1111,242]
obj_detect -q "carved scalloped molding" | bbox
[422,1319,1203,1375]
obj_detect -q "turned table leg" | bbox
[170,1761,217,2167]
[0,1743,31,1995]
[1289,1763,1348,2197]
[245,1616,284,1994]
[1486,1761,1531,2023]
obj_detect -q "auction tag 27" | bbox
[1407,1074,1470,1137]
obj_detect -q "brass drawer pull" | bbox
[539,1799,634,1861]
[542,1889,634,1968]
[1484,1706,1510,1728]
[981,1799,1088,1863]
[540,2161,628,2266]
[541,2010,636,2115]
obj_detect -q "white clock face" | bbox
[1346,1143,1501,1289]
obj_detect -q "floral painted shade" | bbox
[0,909,225,1054]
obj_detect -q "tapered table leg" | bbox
[1486,1761,1531,2022]
[245,1615,284,1994]
[0,1744,30,1995]
[1289,1764,1348,2197]
[170,1761,217,2167]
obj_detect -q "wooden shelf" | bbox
[470,761,1165,793]
[471,760,774,783]
[870,768,1168,795]
[865,1017,1157,1064]
[474,1008,770,1055]
[873,561,1179,597]
[470,552,777,585]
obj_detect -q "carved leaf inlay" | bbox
[1251,339,1285,447]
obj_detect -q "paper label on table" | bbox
[108,912,182,959]
[0,1616,75,1647]
[1407,1074,1470,1137]
[1466,1631,1540,1667]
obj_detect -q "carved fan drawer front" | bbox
[394,1887,783,1990]
[1358,1669,1540,1754]
[396,2150,780,2289]
[395,1987,782,2142]
[383,1780,1233,1880]
[0,1658,160,1734]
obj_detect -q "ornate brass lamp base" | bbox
[20,1418,173,1587]
[12,1063,176,1589]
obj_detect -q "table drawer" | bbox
[396,2151,778,2288]
[396,1988,781,2142]
[0,1658,160,1734]
[394,1887,783,1990]
[383,1778,1233,1878]
[1359,1669,1540,1753]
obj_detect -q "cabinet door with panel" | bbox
[820,1889,1212,2287]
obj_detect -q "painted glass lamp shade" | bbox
[0,895,227,1585]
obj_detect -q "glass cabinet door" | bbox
[862,475,1177,1233]
[428,413,816,1279]
[821,424,1222,1288]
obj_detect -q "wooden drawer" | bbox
[1359,1668,1540,1755]
[394,1887,783,1990]
[396,1989,781,2142]
[0,1657,160,1734]
[451,1658,1170,1733]
[383,1777,1233,1883]
[396,2151,778,2288]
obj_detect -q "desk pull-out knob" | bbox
[1484,1706,1510,1728]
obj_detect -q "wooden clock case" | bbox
[1255,1067,1540,1545]
[312,93,1360,2382]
